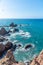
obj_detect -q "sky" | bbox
[0,0,43,18]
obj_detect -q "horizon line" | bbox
[0,18,43,19]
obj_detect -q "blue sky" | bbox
[0,0,43,18]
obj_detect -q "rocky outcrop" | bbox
[8,30,12,33]
[0,50,25,65]
[0,42,17,57]
[12,44,17,51]
[17,44,22,48]
[17,44,23,49]
[30,50,43,65]
[25,44,33,50]
[13,28,19,33]
[0,44,5,56]
[5,41,13,50]
[0,28,8,35]
[0,37,8,42]
[10,23,17,27]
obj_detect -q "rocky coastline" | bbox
[0,49,43,65]
[0,23,43,65]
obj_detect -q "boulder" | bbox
[13,28,19,32]
[0,28,8,35]
[8,29,12,33]
[17,44,22,47]
[5,41,13,50]
[0,37,5,42]
[17,44,22,48]
[12,44,17,51]
[25,44,33,50]
[10,22,17,27]
[0,37,8,42]
[0,43,5,56]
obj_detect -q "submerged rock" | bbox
[0,28,8,35]
[17,44,23,48]
[30,50,43,65]
[25,44,33,50]
[13,28,19,32]
[17,44,22,47]
[5,41,13,50]
[10,22,17,27]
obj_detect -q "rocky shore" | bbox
[0,49,43,65]
[0,23,43,65]
[0,50,25,65]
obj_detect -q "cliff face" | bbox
[0,50,25,65]
[30,50,43,65]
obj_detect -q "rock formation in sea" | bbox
[0,50,25,65]
[10,22,17,27]
[17,44,22,48]
[30,50,43,65]
[0,37,8,42]
[25,44,33,50]
[0,28,8,35]
[13,28,19,33]
[5,41,13,50]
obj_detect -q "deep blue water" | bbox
[0,19,43,25]
[0,19,43,62]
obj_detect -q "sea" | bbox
[0,19,43,62]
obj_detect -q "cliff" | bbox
[30,50,43,65]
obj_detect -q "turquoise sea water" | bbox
[0,19,43,62]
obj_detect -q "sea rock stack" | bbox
[10,22,17,27]
[0,28,8,35]
[30,50,43,65]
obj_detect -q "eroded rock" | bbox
[0,28,8,35]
